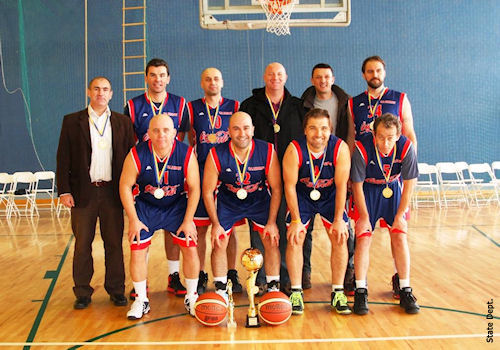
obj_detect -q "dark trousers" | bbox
[71,185,125,298]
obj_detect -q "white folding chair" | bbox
[436,162,469,207]
[34,171,56,212]
[0,173,15,217]
[7,172,39,219]
[413,163,440,208]
[492,161,500,200]
[454,161,473,202]
[468,163,499,206]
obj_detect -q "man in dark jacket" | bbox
[240,62,306,294]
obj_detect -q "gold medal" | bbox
[273,123,280,133]
[236,188,248,200]
[266,93,283,135]
[310,189,321,201]
[382,186,393,198]
[154,188,164,199]
[208,133,217,143]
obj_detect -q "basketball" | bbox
[194,292,228,326]
[258,291,292,325]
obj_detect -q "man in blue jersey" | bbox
[202,111,282,299]
[282,109,351,315]
[350,113,420,315]
[187,67,242,295]
[124,58,189,299]
[119,114,200,320]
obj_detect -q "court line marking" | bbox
[2,333,497,347]
[472,224,499,247]
[23,235,73,350]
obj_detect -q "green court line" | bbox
[23,235,73,350]
[472,225,499,247]
[69,301,499,349]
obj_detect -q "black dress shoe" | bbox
[74,296,91,309]
[110,294,128,306]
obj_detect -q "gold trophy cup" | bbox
[241,247,264,328]
[226,280,237,329]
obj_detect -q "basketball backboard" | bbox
[199,0,351,30]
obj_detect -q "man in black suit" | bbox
[56,76,135,309]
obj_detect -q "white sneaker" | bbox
[127,299,150,320]
[184,293,199,316]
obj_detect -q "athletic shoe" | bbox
[289,290,304,315]
[302,272,312,290]
[267,280,280,292]
[184,293,199,316]
[214,281,229,304]
[167,272,187,297]
[353,288,369,315]
[399,287,420,314]
[227,269,243,293]
[129,285,150,301]
[197,271,208,295]
[331,290,352,315]
[391,273,400,299]
[344,268,355,296]
[127,299,150,320]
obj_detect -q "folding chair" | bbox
[436,162,469,207]
[492,161,500,200]
[7,172,39,219]
[413,163,440,208]
[0,173,15,217]
[34,171,56,212]
[454,161,473,202]
[467,163,499,206]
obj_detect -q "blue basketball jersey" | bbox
[349,89,405,140]
[188,97,239,168]
[131,139,193,208]
[126,93,189,143]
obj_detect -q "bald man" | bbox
[240,62,306,295]
[203,111,282,300]
[120,114,200,320]
[187,68,242,295]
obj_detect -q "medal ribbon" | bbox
[89,112,109,137]
[205,99,220,134]
[375,143,396,188]
[306,144,327,189]
[367,87,387,118]
[152,145,170,188]
[147,92,166,116]
[265,93,283,127]
[231,142,251,189]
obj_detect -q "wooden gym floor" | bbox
[0,205,498,349]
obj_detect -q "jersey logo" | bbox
[142,113,148,117]
[146,165,152,170]
[225,168,232,172]
[359,103,365,107]
[369,160,376,166]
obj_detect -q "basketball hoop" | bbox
[259,0,297,36]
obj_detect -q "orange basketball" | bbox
[194,292,228,326]
[257,291,292,325]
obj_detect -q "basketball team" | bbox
[56,56,420,322]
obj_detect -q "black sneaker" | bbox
[331,289,351,315]
[129,285,149,301]
[391,273,400,299]
[214,281,229,304]
[197,271,208,295]
[167,272,187,297]
[353,288,369,315]
[302,272,312,290]
[267,280,280,292]
[344,268,355,296]
[399,287,420,314]
[227,269,243,293]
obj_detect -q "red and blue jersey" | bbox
[188,97,239,168]
[126,92,189,143]
[349,89,405,140]
[130,139,193,208]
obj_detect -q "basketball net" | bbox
[259,0,297,36]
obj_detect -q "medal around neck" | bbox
[237,188,248,200]
[208,133,217,143]
[382,186,393,199]
[310,189,321,201]
[98,139,109,150]
[273,123,280,133]
[154,188,164,199]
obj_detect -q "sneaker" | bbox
[353,288,369,315]
[129,285,150,301]
[289,290,304,315]
[227,269,243,293]
[344,268,355,296]
[267,280,280,292]
[391,273,400,299]
[214,281,229,304]
[256,282,267,297]
[184,293,199,316]
[302,272,312,290]
[127,299,150,320]
[331,290,352,315]
[167,272,187,297]
[399,287,420,314]
[197,271,208,295]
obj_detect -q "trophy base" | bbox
[246,315,261,328]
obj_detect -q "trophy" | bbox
[226,280,237,329]
[241,247,264,328]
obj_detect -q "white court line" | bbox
[2,333,497,347]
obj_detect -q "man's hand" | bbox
[128,218,149,245]
[60,194,75,208]
[177,220,198,246]
[328,219,348,244]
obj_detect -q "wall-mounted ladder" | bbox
[122,0,147,106]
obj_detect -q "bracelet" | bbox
[291,219,301,224]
